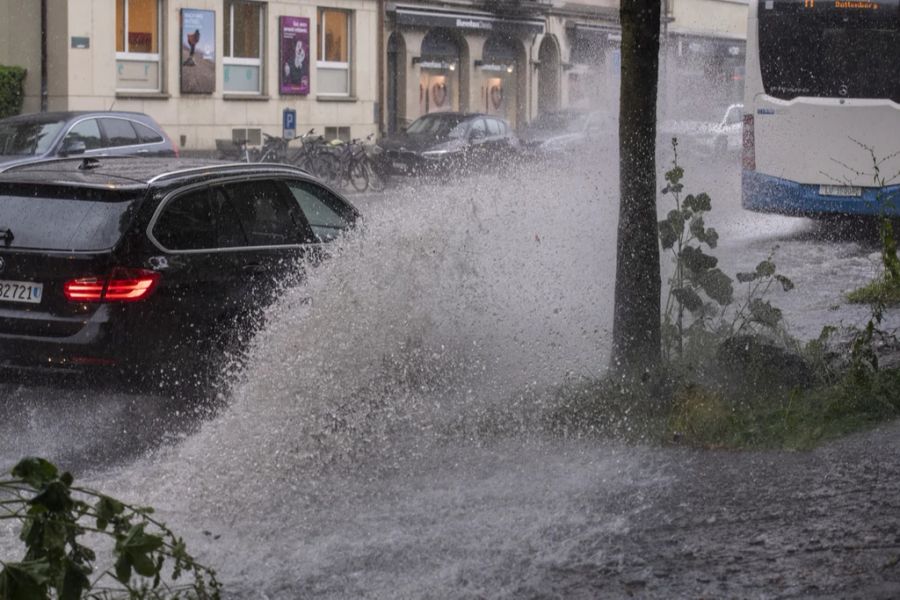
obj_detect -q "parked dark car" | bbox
[519,109,615,157]
[0,111,177,170]
[0,157,358,380]
[377,112,519,177]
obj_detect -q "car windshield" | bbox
[405,114,469,139]
[0,118,66,156]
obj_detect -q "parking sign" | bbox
[283,108,297,140]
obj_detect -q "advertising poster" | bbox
[181,9,216,94]
[280,16,310,95]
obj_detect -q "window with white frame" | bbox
[317,8,352,96]
[115,0,162,92]
[224,1,264,94]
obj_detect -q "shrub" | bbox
[0,65,26,118]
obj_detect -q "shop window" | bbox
[115,0,162,92]
[317,8,352,96]
[224,1,264,94]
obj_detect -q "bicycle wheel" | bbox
[349,159,369,192]
[365,159,386,192]
[314,154,341,187]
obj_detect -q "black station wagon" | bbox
[0,157,359,377]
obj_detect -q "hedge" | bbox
[0,65,26,118]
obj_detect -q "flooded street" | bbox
[2,147,899,598]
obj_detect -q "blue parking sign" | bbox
[283,108,297,139]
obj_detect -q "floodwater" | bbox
[2,144,899,598]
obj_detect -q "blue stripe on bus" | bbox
[742,170,900,217]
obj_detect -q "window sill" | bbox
[223,94,270,101]
[115,92,170,100]
[316,95,357,103]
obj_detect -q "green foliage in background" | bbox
[0,457,221,599]
[0,66,26,119]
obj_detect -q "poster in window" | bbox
[180,9,216,94]
[280,16,310,95]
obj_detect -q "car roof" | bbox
[0,156,313,191]
[0,111,159,124]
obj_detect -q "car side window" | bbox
[469,119,487,139]
[153,188,217,250]
[285,180,354,242]
[211,187,248,248]
[485,119,502,137]
[63,119,103,150]
[224,180,305,246]
[100,118,140,147]
[133,122,164,144]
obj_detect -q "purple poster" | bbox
[280,16,310,95]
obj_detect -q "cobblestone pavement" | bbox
[539,422,900,599]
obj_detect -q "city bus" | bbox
[742,0,900,217]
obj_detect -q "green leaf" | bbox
[0,560,51,599]
[775,274,795,291]
[114,555,132,584]
[684,192,712,213]
[659,221,678,250]
[749,298,783,328]
[755,260,776,278]
[698,268,734,306]
[60,559,90,600]
[30,481,72,513]
[672,287,704,313]
[736,272,758,283]
[665,165,684,186]
[95,495,125,532]
[11,457,59,488]
[680,246,718,273]
[667,209,685,237]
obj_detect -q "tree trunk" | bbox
[611,0,662,374]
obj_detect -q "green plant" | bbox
[0,66,26,118]
[658,139,732,359]
[0,457,220,599]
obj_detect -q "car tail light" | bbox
[64,268,160,303]
[162,129,179,158]
[742,114,755,171]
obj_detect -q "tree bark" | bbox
[611,0,662,374]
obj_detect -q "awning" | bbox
[391,5,545,36]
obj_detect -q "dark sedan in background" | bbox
[377,112,519,177]
[519,109,615,158]
[0,111,177,170]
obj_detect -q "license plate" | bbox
[819,185,862,197]
[392,161,408,172]
[0,280,43,304]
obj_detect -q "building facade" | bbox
[0,0,749,148]
[0,0,380,150]
[382,0,746,134]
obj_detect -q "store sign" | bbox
[395,8,544,35]
[280,16,310,95]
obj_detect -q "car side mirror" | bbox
[470,130,485,141]
[60,139,86,156]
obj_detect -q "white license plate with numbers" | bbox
[819,185,862,197]
[0,280,43,304]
